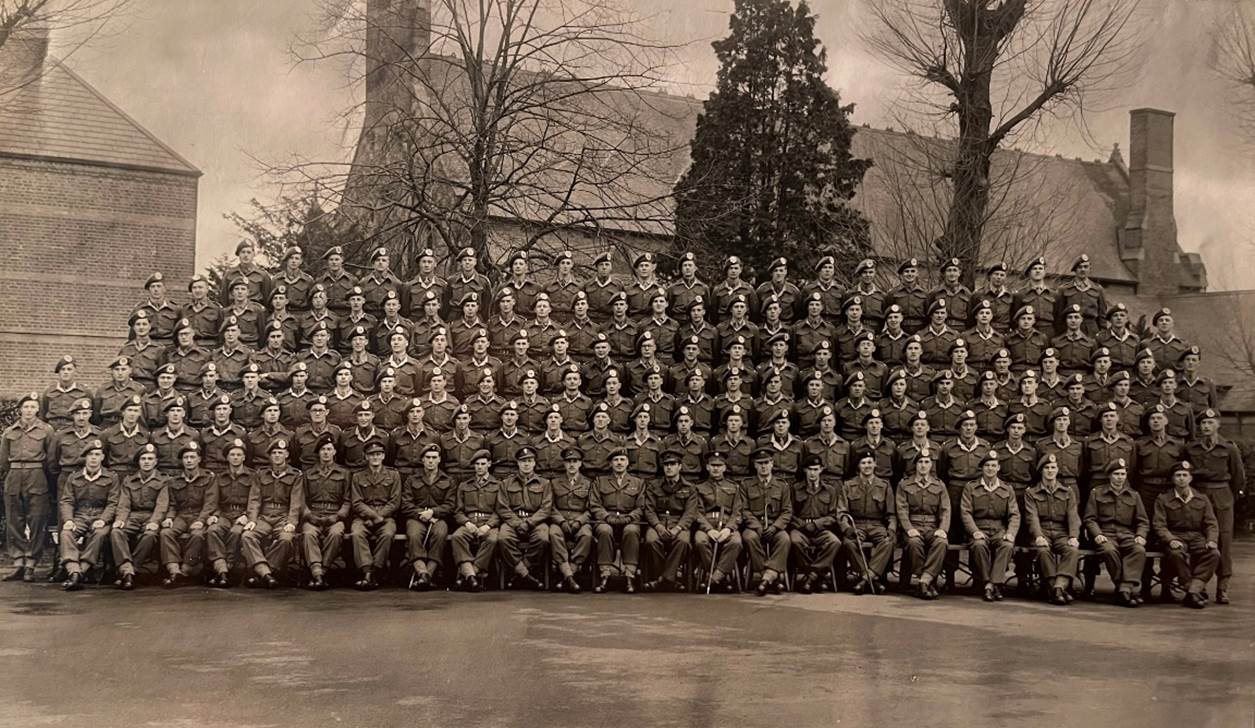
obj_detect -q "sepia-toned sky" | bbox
[61,0,1255,289]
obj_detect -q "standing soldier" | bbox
[158,441,215,588]
[300,434,351,591]
[349,441,401,590]
[590,448,646,593]
[799,254,843,324]
[406,248,448,320]
[204,438,252,586]
[668,251,711,320]
[48,398,101,571]
[446,248,493,318]
[789,454,846,594]
[134,272,182,343]
[887,258,929,333]
[57,439,116,590]
[317,246,358,314]
[42,355,92,430]
[1084,458,1149,607]
[896,449,950,600]
[241,440,303,589]
[546,251,583,323]
[582,251,624,324]
[1185,408,1244,604]
[95,357,148,428]
[120,310,165,388]
[1153,461,1222,609]
[201,396,245,474]
[220,240,273,306]
[642,449,695,593]
[740,449,792,596]
[186,363,228,429]
[2,393,54,581]
[1013,257,1056,334]
[975,262,1014,330]
[1054,254,1106,335]
[495,446,551,589]
[549,446,594,593]
[109,443,170,590]
[182,276,224,350]
[928,259,972,330]
[691,449,747,593]
[358,247,405,314]
[400,443,456,590]
[755,257,800,325]
[1024,454,1082,605]
[842,451,897,595]
[1096,303,1140,371]
[450,449,501,592]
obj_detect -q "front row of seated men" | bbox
[50,426,1222,608]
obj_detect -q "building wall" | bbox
[0,157,198,396]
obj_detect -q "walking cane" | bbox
[842,512,876,591]
[410,515,436,590]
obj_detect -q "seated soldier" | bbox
[400,443,456,591]
[301,434,351,591]
[57,439,117,591]
[960,450,1020,602]
[549,446,594,593]
[643,449,695,593]
[241,439,302,589]
[450,449,500,592]
[205,438,253,586]
[590,448,646,593]
[158,441,215,588]
[1083,458,1150,607]
[109,443,170,591]
[740,446,792,596]
[691,449,746,594]
[496,446,552,590]
[349,441,401,590]
[841,450,897,595]
[1153,461,1222,609]
[789,454,846,594]
[896,449,950,600]
[1024,454,1081,605]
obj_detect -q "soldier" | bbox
[134,271,182,343]
[450,449,500,592]
[1012,257,1055,334]
[205,438,253,586]
[896,449,950,600]
[222,278,267,349]
[887,258,928,333]
[366,368,408,430]
[1185,408,1244,604]
[374,293,418,357]
[405,248,448,320]
[1024,453,1082,605]
[920,298,960,367]
[120,310,165,387]
[502,331,541,397]
[400,443,455,590]
[963,300,1005,370]
[678,297,718,366]
[48,398,101,560]
[241,439,303,589]
[201,396,245,474]
[534,405,576,477]
[143,364,182,430]
[626,252,664,321]
[1096,303,1140,371]
[300,433,350,591]
[1083,402,1137,505]
[220,240,273,306]
[494,446,551,589]
[756,407,802,479]
[358,247,405,314]
[975,262,1014,330]
[842,450,897,595]
[151,397,198,475]
[463,368,506,434]
[710,255,758,323]
[1153,461,1221,609]
[157,441,215,588]
[849,258,886,329]
[1084,458,1149,607]
[41,355,92,430]
[878,306,912,365]
[57,439,117,590]
[420,368,459,432]
[1178,346,1220,411]
[929,258,972,330]
[449,292,488,360]
[109,443,170,590]
[578,404,623,477]
[1106,372,1145,437]
[1054,254,1107,334]
[486,401,530,474]
[299,286,340,348]
[317,246,359,314]
[546,251,583,323]
[789,453,847,594]
[754,257,800,324]
[1007,306,1049,373]
[549,446,594,593]
[581,251,622,323]
[590,448,645,593]
[347,440,400,590]
[247,398,293,469]
[389,398,437,475]
[264,287,301,352]
[642,449,695,592]
[638,288,679,362]
[1144,307,1191,371]
[602,293,638,362]
[565,291,602,361]
[253,323,295,392]
[337,399,386,471]
[181,274,224,349]
[95,357,148,428]
[278,364,319,428]
[337,290,378,355]
[410,291,447,359]
[690,449,745,593]
[960,450,1020,602]
[740,448,792,596]
[969,371,1008,441]
[2,393,55,581]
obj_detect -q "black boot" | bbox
[62,572,83,592]
[3,567,27,582]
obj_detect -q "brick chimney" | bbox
[0,23,50,87]
[1122,108,1183,296]
[361,0,431,138]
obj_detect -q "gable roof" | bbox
[0,59,199,177]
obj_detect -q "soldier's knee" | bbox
[594,524,613,538]
[623,524,640,537]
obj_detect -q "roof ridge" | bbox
[49,58,200,175]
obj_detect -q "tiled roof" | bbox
[0,60,199,176]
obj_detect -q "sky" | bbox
[58,0,1255,290]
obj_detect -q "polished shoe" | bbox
[3,567,27,582]
[770,579,783,595]
[209,572,230,588]
[982,583,996,602]
[797,575,813,595]
[1063,590,1076,604]
[118,574,135,591]
[593,577,609,594]
[161,573,182,589]
[755,579,770,597]
[48,567,68,584]
[851,579,869,596]
[310,575,328,591]
[1216,589,1230,605]
[643,579,662,593]
[926,583,941,600]
[262,573,278,590]
[467,574,483,592]
[674,580,687,593]
[1184,592,1207,609]
[993,585,1005,601]
[1115,590,1136,607]
[624,575,637,594]
[416,572,432,589]
[1050,587,1068,605]
[522,573,544,590]
[62,573,83,592]
[563,576,581,594]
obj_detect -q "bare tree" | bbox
[269,0,688,279]
[1214,3,1255,145]
[862,0,1142,285]
[0,0,131,98]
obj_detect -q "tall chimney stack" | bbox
[1122,108,1181,297]
[0,23,50,88]
[362,0,431,138]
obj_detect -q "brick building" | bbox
[0,31,200,396]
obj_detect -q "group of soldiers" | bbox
[0,242,1244,608]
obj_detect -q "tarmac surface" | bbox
[1,544,1253,728]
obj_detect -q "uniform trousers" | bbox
[1161,535,1221,595]
[301,520,346,576]
[551,522,594,577]
[498,522,549,576]
[59,520,110,574]
[206,518,246,573]
[1199,485,1234,581]
[159,517,208,572]
[742,528,790,580]
[692,529,741,578]
[969,531,1014,586]
[1094,533,1146,592]
[350,518,396,571]
[841,523,894,579]
[241,517,296,575]
[594,522,641,576]
[404,519,448,576]
[644,527,690,581]
[1033,531,1080,587]
[790,529,840,573]
[110,515,160,576]
[4,469,49,568]
[451,525,498,574]
[903,532,947,584]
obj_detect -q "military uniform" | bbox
[400,467,456,581]
[349,463,402,578]
[205,462,253,577]
[842,474,897,586]
[960,478,1020,590]
[495,470,553,580]
[1083,482,1149,596]
[241,461,303,580]
[740,475,792,586]
[301,460,351,583]
[1185,434,1245,596]
[1024,480,1081,594]
[293,420,343,469]
[896,473,950,591]
[790,479,845,581]
[590,470,646,579]
[690,477,742,584]
[644,473,694,586]
[2,414,54,573]
[159,467,216,577]
[58,466,119,576]
[550,469,595,582]
[451,473,502,577]
[110,468,171,578]
[1153,487,1221,602]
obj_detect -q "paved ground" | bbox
[1,545,1253,728]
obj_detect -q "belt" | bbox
[515,509,534,517]
[468,511,492,517]
[7,462,44,470]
